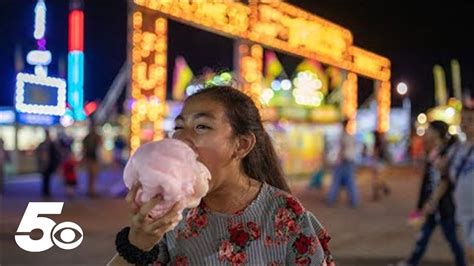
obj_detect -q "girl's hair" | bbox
[186,85,291,193]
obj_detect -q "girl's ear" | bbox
[233,132,256,160]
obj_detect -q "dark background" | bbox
[1,0,473,116]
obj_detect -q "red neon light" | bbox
[68,10,84,51]
[84,101,97,116]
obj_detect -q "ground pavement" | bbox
[0,164,463,265]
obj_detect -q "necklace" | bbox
[205,179,260,214]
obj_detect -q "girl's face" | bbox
[172,95,239,190]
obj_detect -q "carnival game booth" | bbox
[257,50,346,176]
[263,108,341,176]
[128,0,392,177]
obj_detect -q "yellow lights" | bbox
[293,71,322,90]
[132,0,390,84]
[133,11,142,29]
[293,90,324,107]
[134,0,250,38]
[248,0,352,69]
[250,44,263,58]
[417,113,427,124]
[448,125,457,135]
[292,71,324,107]
[341,72,357,134]
[129,1,392,150]
[350,47,391,81]
[239,44,261,84]
[427,106,460,126]
[130,11,168,152]
[131,135,141,150]
[237,42,263,107]
[376,81,391,132]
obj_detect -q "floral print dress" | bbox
[154,183,333,265]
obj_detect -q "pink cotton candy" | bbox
[123,139,211,220]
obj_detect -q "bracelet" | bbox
[115,226,160,265]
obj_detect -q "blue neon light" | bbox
[0,108,16,124]
[67,51,85,120]
[17,113,58,126]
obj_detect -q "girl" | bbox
[109,85,334,265]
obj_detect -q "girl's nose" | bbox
[172,129,197,152]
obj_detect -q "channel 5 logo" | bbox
[15,202,84,252]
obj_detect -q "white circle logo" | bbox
[15,202,84,252]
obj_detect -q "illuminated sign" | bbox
[376,81,391,132]
[24,83,58,106]
[67,51,85,120]
[68,8,86,120]
[134,0,250,38]
[133,0,390,82]
[130,10,168,151]
[248,1,352,68]
[131,0,392,145]
[350,47,390,82]
[15,0,67,117]
[26,50,52,65]
[342,72,358,134]
[33,0,46,40]
[15,73,66,116]
[17,113,58,126]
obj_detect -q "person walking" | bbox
[82,122,102,197]
[370,130,391,201]
[326,119,359,207]
[36,129,61,198]
[399,120,465,266]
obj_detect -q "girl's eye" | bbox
[174,125,184,130]
[196,125,211,130]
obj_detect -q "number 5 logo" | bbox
[15,202,84,252]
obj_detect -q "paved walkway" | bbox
[0,164,462,265]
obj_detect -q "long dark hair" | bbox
[186,85,291,193]
[429,120,457,156]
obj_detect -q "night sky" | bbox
[1,0,473,117]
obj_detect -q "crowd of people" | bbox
[13,122,127,199]
[306,106,473,265]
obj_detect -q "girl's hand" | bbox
[125,182,183,251]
